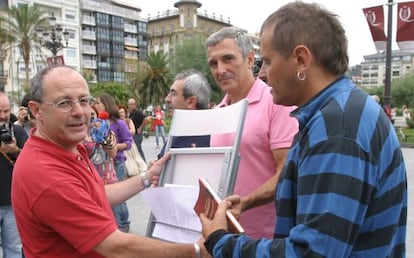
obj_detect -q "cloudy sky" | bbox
[121,0,403,66]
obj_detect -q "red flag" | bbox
[363,6,387,52]
[397,1,414,51]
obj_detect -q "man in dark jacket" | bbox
[127,98,148,162]
[0,92,28,257]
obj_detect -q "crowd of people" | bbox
[0,2,407,258]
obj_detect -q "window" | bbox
[98,70,111,81]
[97,13,109,26]
[112,30,123,42]
[66,48,76,58]
[65,10,76,20]
[66,29,76,40]
[97,42,110,55]
[97,27,110,40]
[111,16,124,29]
[138,21,147,33]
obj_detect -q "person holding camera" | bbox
[0,92,28,258]
[14,93,36,134]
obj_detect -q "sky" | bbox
[121,0,402,66]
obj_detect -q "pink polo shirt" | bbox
[211,79,298,238]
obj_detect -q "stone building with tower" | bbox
[146,0,233,54]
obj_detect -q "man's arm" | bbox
[137,116,151,134]
[241,148,289,210]
[104,153,169,206]
[95,230,209,258]
[227,148,289,218]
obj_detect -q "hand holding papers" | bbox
[141,180,244,243]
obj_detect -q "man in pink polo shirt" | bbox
[205,27,298,238]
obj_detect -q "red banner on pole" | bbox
[363,5,387,52]
[46,55,65,67]
[397,1,414,51]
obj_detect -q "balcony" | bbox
[0,70,7,84]
[97,62,111,68]
[82,45,97,55]
[82,15,96,26]
[82,59,97,69]
[124,24,137,33]
[82,31,96,40]
[125,37,138,46]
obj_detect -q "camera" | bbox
[0,123,13,144]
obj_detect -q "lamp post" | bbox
[36,13,69,56]
[384,0,394,107]
[16,60,20,105]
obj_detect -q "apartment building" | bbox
[361,50,414,88]
[80,0,147,83]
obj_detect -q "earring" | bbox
[297,71,306,81]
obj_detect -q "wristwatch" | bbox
[140,171,150,188]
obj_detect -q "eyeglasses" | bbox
[40,96,96,112]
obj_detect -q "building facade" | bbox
[146,0,232,54]
[1,0,262,111]
[80,0,147,83]
[4,0,80,110]
[361,50,414,88]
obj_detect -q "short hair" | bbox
[20,93,31,107]
[205,26,253,59]
[174,69,211,110]
[97,93,120,120]
[29,66,78,102]
[260,2,349,75]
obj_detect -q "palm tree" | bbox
[0,4,48,90]
[139,51,172,107]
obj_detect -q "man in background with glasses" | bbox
[11,66,210,258]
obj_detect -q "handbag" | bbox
[124,141,148,176]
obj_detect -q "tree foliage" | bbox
[171,36,224,103]
[126,59,148,107]
[390,74,414,108]
[363,73,414,108]
[0,4,48,90]
[139,51,172,107]
[89,81,130,105]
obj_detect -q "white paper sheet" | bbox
[141,184,202,243]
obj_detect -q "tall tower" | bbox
[174,0,202,29]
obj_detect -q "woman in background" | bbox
[95,94,133,233]
[118,104,135,136]
[119,104,148,178]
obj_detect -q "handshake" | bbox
[90,111,116,149]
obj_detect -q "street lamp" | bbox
[36,13,69,56]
